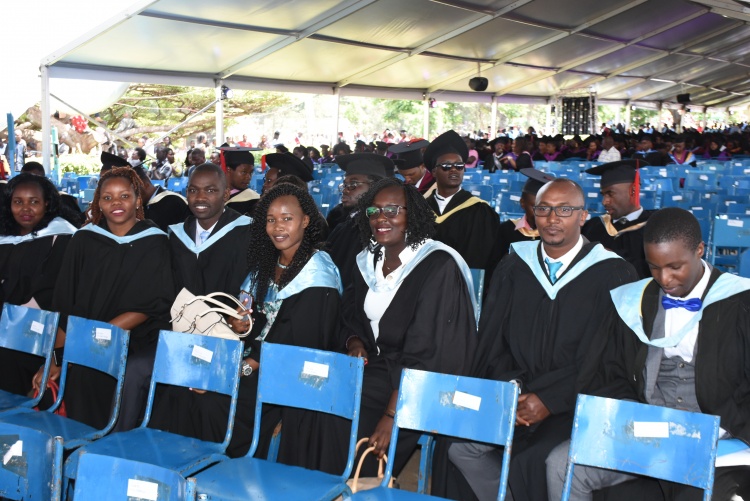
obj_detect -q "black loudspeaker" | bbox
[469,77,489,91]
[677,93,691,104]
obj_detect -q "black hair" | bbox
[87,167,145,226]
[274,174,308,190]
[189,162,227,190]
[133,166,150,182]
[246,183,323,309]
[21,161,45,175]
[0,173,78,235]
[134,147,147,162]
[643,207,702,251]
[354,177,435,251]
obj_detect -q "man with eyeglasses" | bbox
[441,178,638,501]
[422,130,502,285]
[582,159,653,278]
[325,154,392,288]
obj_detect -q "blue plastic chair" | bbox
[560,395,720,501]
[709,217,750,272]
[0,423,63,501]
[464,184,493,203]
[72,452,196,501]
[0,316,129,498]
[193,343,365,501]
[0,304,59,412]
[64,331,243,487]
[344,368,520,501]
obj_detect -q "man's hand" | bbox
[515,393,550,426]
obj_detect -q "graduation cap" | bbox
[422,130,468,171]
[586,159,650,206]
[101,151,129,170]
[336,153,393,179]
[219,146,262,172]
[264,153,313,182]
[520,168,555,195]
[389,139,429,170]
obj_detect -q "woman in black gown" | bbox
[321,178,477,477]
[150,183,342,461]
[33,167,174,430]
[0,173,79,396]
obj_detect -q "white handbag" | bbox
[170,288,252,340]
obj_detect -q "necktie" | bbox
[199,230,210,244]
[661,296,702,312]
[544,258,563,284]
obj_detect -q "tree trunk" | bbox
[25,105,99,154]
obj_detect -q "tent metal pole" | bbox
[334,88,341,145]
[215,80,225,145]
[423,96,430,139]
[491,97,497,138]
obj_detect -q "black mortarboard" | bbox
[220,146,261,168]
[520,168,555,195]
[585,159,650,188]
[336,153,393,179]
[101,151,129,169]
[422,130,468,170]
[389,139,429,170]
[375,141,388,152]
[264,153,313,182]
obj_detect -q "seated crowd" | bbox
[0,127,748,501]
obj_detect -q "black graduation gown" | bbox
[59,193,86,226]
[225,188,260,217]
[149,285,340,460]
[582,210,653,279]
[497,219,539,261]
[324,215,361,290]
[432,241,637,501]
[427,189,502,283]
[52,220,174,429]
[593,269,750,500]
[144,186,190,233]
[322,250,477,477]
[0,232,72,396]
[168,209,251,297]
[326,203,349,232]
[633,150,670,166]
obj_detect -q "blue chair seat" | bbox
[194,458,346,500]
[66,428,225,479]
[0,391,39,412]
[0,410,98,448]
[347,487,446,500]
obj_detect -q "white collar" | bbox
[616,207,643,224]
[194,217,221,245]
[375,243,421,281]
[540,235,584,276]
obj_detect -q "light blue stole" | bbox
[168,215,252,255]
[79,222,167,244]
[0,217,76,245]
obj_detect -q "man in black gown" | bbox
[423,130,502,282]
[389,139,434,196]
[582,159,653,278]
[133,165,189,232]
[497,168,554,260]
[220,147,262,216]
[324,153,391,288]
[442,179,637,501]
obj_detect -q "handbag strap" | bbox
[173,294,253,338]
[349,442,393,493]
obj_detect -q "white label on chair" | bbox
[192,345,213,363]
[510,195,521,202]
[30,321,44,334]
[302,361,329,378]
[691,207,702,211]
[471,190,481,197]
[127,479,158,501]
[95,328,112,341]
[587,192,597,198]
[672,195,683,201]
[2,440,22,465]
[594,183,600,188]
[728,219,744,228]
[452,391,481,411]
[633,421,669,438]
[699,175,709,181]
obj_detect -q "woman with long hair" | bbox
[35,167,174,430]
[0,173,79,396]
[319,177,477,476]
[151,183,342,462]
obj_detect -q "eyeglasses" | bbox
[436,162,466,171]
[338,181,370,193]
[365,205,407,219]
[532,205,584,217]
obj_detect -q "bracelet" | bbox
[383,408,396,418]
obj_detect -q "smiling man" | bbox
[582,159,653,278]
[442,178,637,501]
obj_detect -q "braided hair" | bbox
[85,167,145,226]
[0,173,77,235]
[246,183,323,308]
[354,177,436,251]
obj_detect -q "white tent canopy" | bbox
[40,0,750,165]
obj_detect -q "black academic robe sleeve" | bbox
[341,251,477,391]
[324,218,361,290]
[145,193,190,232]
[52,221,174,353]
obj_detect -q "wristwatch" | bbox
[241,360,253,377]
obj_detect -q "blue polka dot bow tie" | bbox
[661,296,702,312]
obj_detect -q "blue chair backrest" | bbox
[0,304,59,358]
[73,452,196,501]
[0,423,63,501]
[740,249,750,278]
[62,316,129,379]
[565,395,719,492]
[712,217,750,248]
[464,184,493,202]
